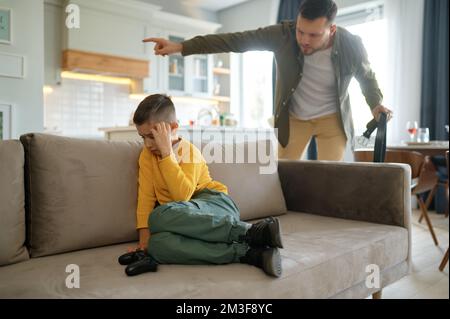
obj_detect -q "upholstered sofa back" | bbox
[0,140,29,266]
[0,134,286,261]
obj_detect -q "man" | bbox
[143,0,393,161]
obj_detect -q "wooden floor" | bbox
[382,209,449,299]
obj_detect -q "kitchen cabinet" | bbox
[210,52,241,123]
[61,49,149,79]
[191,54,212,95]
[167,35,186,92]
[212,53,231,115]
[143,32,214,98]
[141,11,220,97]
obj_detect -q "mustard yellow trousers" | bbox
[278,113,347,161]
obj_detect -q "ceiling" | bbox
[136,0,250,12]
[183,0,250,11]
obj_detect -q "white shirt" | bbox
[290,47,338,120]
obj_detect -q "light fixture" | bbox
[43,86,54,94]
[61,71,132,85]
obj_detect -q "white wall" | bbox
[0,0,45,138]
[218,0,279,32]
[44,0,63,86]
[136,0,218,22]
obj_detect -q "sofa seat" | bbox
[0,212,408,299]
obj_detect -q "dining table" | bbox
[387,141,449,157]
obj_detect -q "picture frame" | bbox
[0,7,12,45]
[0,103,12,140]
[0,52,25,78]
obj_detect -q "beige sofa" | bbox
[0,133,412,298]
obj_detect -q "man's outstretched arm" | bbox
[143,24,284,57]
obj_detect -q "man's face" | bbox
[296,16,336,56]
[136,121,177,156]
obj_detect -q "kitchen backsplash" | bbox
[44,78,134,139]
[44,78,218,139]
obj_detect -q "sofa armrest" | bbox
[278,160,412,229]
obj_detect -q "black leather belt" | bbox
[362,112,388,163]
[373,113,387,163]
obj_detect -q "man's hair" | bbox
[298,0,338,23]
[133,94,177,125]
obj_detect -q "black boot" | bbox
[240,217,284,248]
[118,250,147,265]
[240,247,282,278]
[125,256,158,276]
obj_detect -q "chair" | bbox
[418,153,449,220]
[354,150,440,246]
[439,151,449,272]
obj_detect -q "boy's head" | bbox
[133,94,179,153]
[133,94,177,125]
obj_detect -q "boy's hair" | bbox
[133,94,177,125]
[298,0,338,23]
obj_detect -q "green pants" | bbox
[147,189,250,265]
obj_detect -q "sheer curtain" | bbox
[383,0,425,144]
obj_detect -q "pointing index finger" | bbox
[142,37,161,43]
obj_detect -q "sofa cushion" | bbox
[202,140,287,221]
[0,212,408,298]
[20,133,142,257]
[0,140,29,266]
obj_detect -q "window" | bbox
[337,3,387,136]
[241,51,274,128]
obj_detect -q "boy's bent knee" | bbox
[148,232,169,246]
[148,205,172,231]
[147,232,175,263]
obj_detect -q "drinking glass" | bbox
[417,128,430,143]
[406,121,418,142]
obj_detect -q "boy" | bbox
[120,94,283,277]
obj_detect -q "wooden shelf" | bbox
[62,49,149,79]
[213,67,231,75]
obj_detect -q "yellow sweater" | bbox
[136,138,228,229]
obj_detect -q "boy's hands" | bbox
[151,122,173,159]
[127,228,151,252]
[142,37,183,56]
